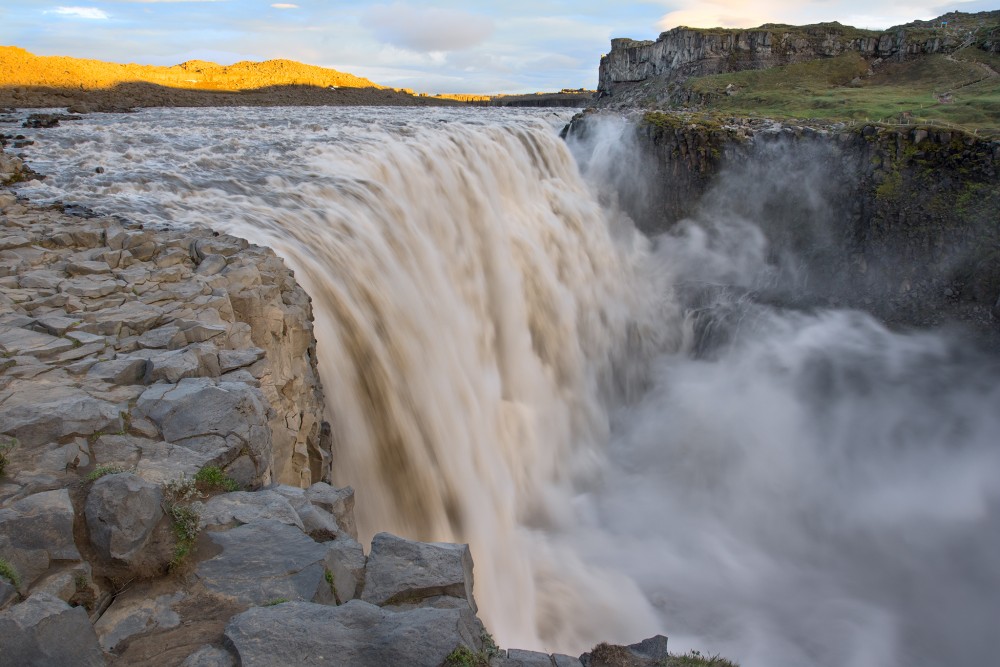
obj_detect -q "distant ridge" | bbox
[0,46,382,92]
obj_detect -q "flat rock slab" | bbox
[0,592,106,667]
[0,384,122,446]
[362,532,476,610]
[136,378,269,445]
[90,435,216,483]
[94,590,184,652]
[195,519,328,606]
[225,599,483,667]
[200,491,303,530]
[0,326,75,358]
[502,649,558,667]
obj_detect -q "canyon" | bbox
[0,9,998,667]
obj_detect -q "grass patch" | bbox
[86,464,128,482]
[662,651,740,666]
[443,633,501,667]
[442,647,487,667]
[0,559,20,587]
[193,465,240,493]
[682,51,1000,134]
[263,598,290,606]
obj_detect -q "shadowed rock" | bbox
[224,599,484,667]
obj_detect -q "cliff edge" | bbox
[598,11,1000,111]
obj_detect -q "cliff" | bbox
[598,11,1000,106]
[565,110,1000,337]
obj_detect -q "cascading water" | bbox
[12,107,1000,667]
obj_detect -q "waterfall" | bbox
[215,117,681,650]
[15,107,1000,666]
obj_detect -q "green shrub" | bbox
[194,465,240,493]
[443,633,501,667]
[442,647,483,667]
[168,503,201,571]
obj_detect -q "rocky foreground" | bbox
[0,142,684,665]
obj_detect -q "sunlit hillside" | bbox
[0,46,382,91]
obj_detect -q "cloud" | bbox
[362,3,494,52]
[271,3,298,7]
[656,0,942,31]
[48,6,110,19]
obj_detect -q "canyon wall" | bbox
[566,111,1000,336]
[598,11,1000,103]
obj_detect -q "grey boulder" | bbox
[361,532,476,611]
[0,592,106,667]
[86,472,164,565]
[0,489,81,589]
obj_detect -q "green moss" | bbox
[263,598,291,606]
[86,464,128,482]
[0,558,20,587]
[0,437,16,478]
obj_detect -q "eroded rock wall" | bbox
[566,111,1000,335]
[597,11,1000,101]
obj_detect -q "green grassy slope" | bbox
[685,49,1000,133]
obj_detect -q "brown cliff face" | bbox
[598,11,1000,102]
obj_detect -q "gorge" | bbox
[2,103,997,667]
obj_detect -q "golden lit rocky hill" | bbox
[0,46,381,91]
[0,46,468,108]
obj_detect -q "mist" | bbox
[568,115,1000,666]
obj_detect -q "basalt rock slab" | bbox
[0,384,122,446]
[199,490,303,530]
[0,592,106,667]
[361,532,476,611]
[85,472,164,565]
[0,489,80,589]
[224,599,484,667]
[94,589,184,653]
[194,519,328,606]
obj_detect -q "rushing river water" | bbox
[12,107,1000,667]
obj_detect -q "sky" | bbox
[1,1,996,94]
